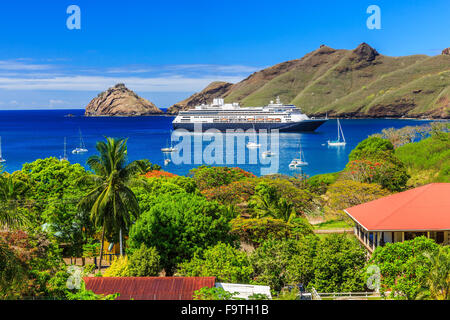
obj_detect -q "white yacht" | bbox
[161,137,177,153]
[0,136,5,163]
[60,137,68,161]
[72,129,88,154]
[246,142,261,148]
[328,119,346,147]
[289,140,308,168]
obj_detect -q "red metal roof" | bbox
[345,183,450,231]
[83,277,216,300]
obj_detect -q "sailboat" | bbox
[289,139,308,168]
[327,118,346,146]
[262,150,276,157]
[0,136,5,163]
[60,137,68,161]
[72,129,88,154]
[247,124,261,148]
[161,136,177,153]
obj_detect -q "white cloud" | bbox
[0,75,243,92]
[49,99,65,106]
[0,60,52,71]
[105,64,260,75]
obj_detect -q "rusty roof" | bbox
[83,277,216,300]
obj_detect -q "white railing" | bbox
[317,292,381,299]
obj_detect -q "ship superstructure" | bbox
[172,97,327,132]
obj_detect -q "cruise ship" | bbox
[172,97,327,132]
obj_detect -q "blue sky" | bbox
[0,0,448,109]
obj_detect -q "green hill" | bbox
[168,43,450,118]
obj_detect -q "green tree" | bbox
[19,158,93,258]
[346,137,409,191]
[324,180,391,216]
[78,137,146,272]
[128,192,236,275]
[127,243,161,277]
[417,246,450,300]
[310,234,366,293]
[177,242,253,283]
[369,236,440,300]
[189,165,255,191]
[230,216,313,247]
[0,173,29,229]
[250,236,318,292]
[348,137,394,161]
[248,183,296,222]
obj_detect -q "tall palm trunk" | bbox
[98,223,105,273]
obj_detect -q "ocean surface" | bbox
[0,109,434,177]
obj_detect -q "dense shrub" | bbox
[103,256,130,277]
[250,236,318,292]
[309,234,366,293]
[177,242,253,283]
[368,236,440,300]
[348,137,394,162]
[230,217,313,247]
[127,244,161,277]
[324,180,390,216]
[345,137,409,191]
[127,193,236,275]
[189,166,255,191]
[306,172,339,194]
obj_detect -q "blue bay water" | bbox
[0,109,433,177]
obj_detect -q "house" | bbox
[344,183,450,253]
[84,277,216,300]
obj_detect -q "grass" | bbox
[396,133,450,184]
[313,219,352,230]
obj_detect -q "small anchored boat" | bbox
[0,136,5,163]
[327,118,346,147]
[60,137,68,161]
[289,139,308,168]
[72,129,88,154]
[246,141,261,148]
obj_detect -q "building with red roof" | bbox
[84,277,216,300]
[345,183,450,252]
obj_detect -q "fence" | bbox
[317,291,381,300]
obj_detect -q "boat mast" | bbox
[79,129,84,148]
[64,137,67,159]
[339,120,346,142]
[337,119,340,142]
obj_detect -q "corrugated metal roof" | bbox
[83,277,216,300]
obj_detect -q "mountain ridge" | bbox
[167,43,450,119]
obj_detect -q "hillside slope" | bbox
[168,44,450,118]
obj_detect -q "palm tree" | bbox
[417,247,450,300]
[0,171,29,229]
[78,137,146,272]
[249,183,296,223]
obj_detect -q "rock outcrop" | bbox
[443,48,450,55]
[85,83,163,116]
[166,81,233,114]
